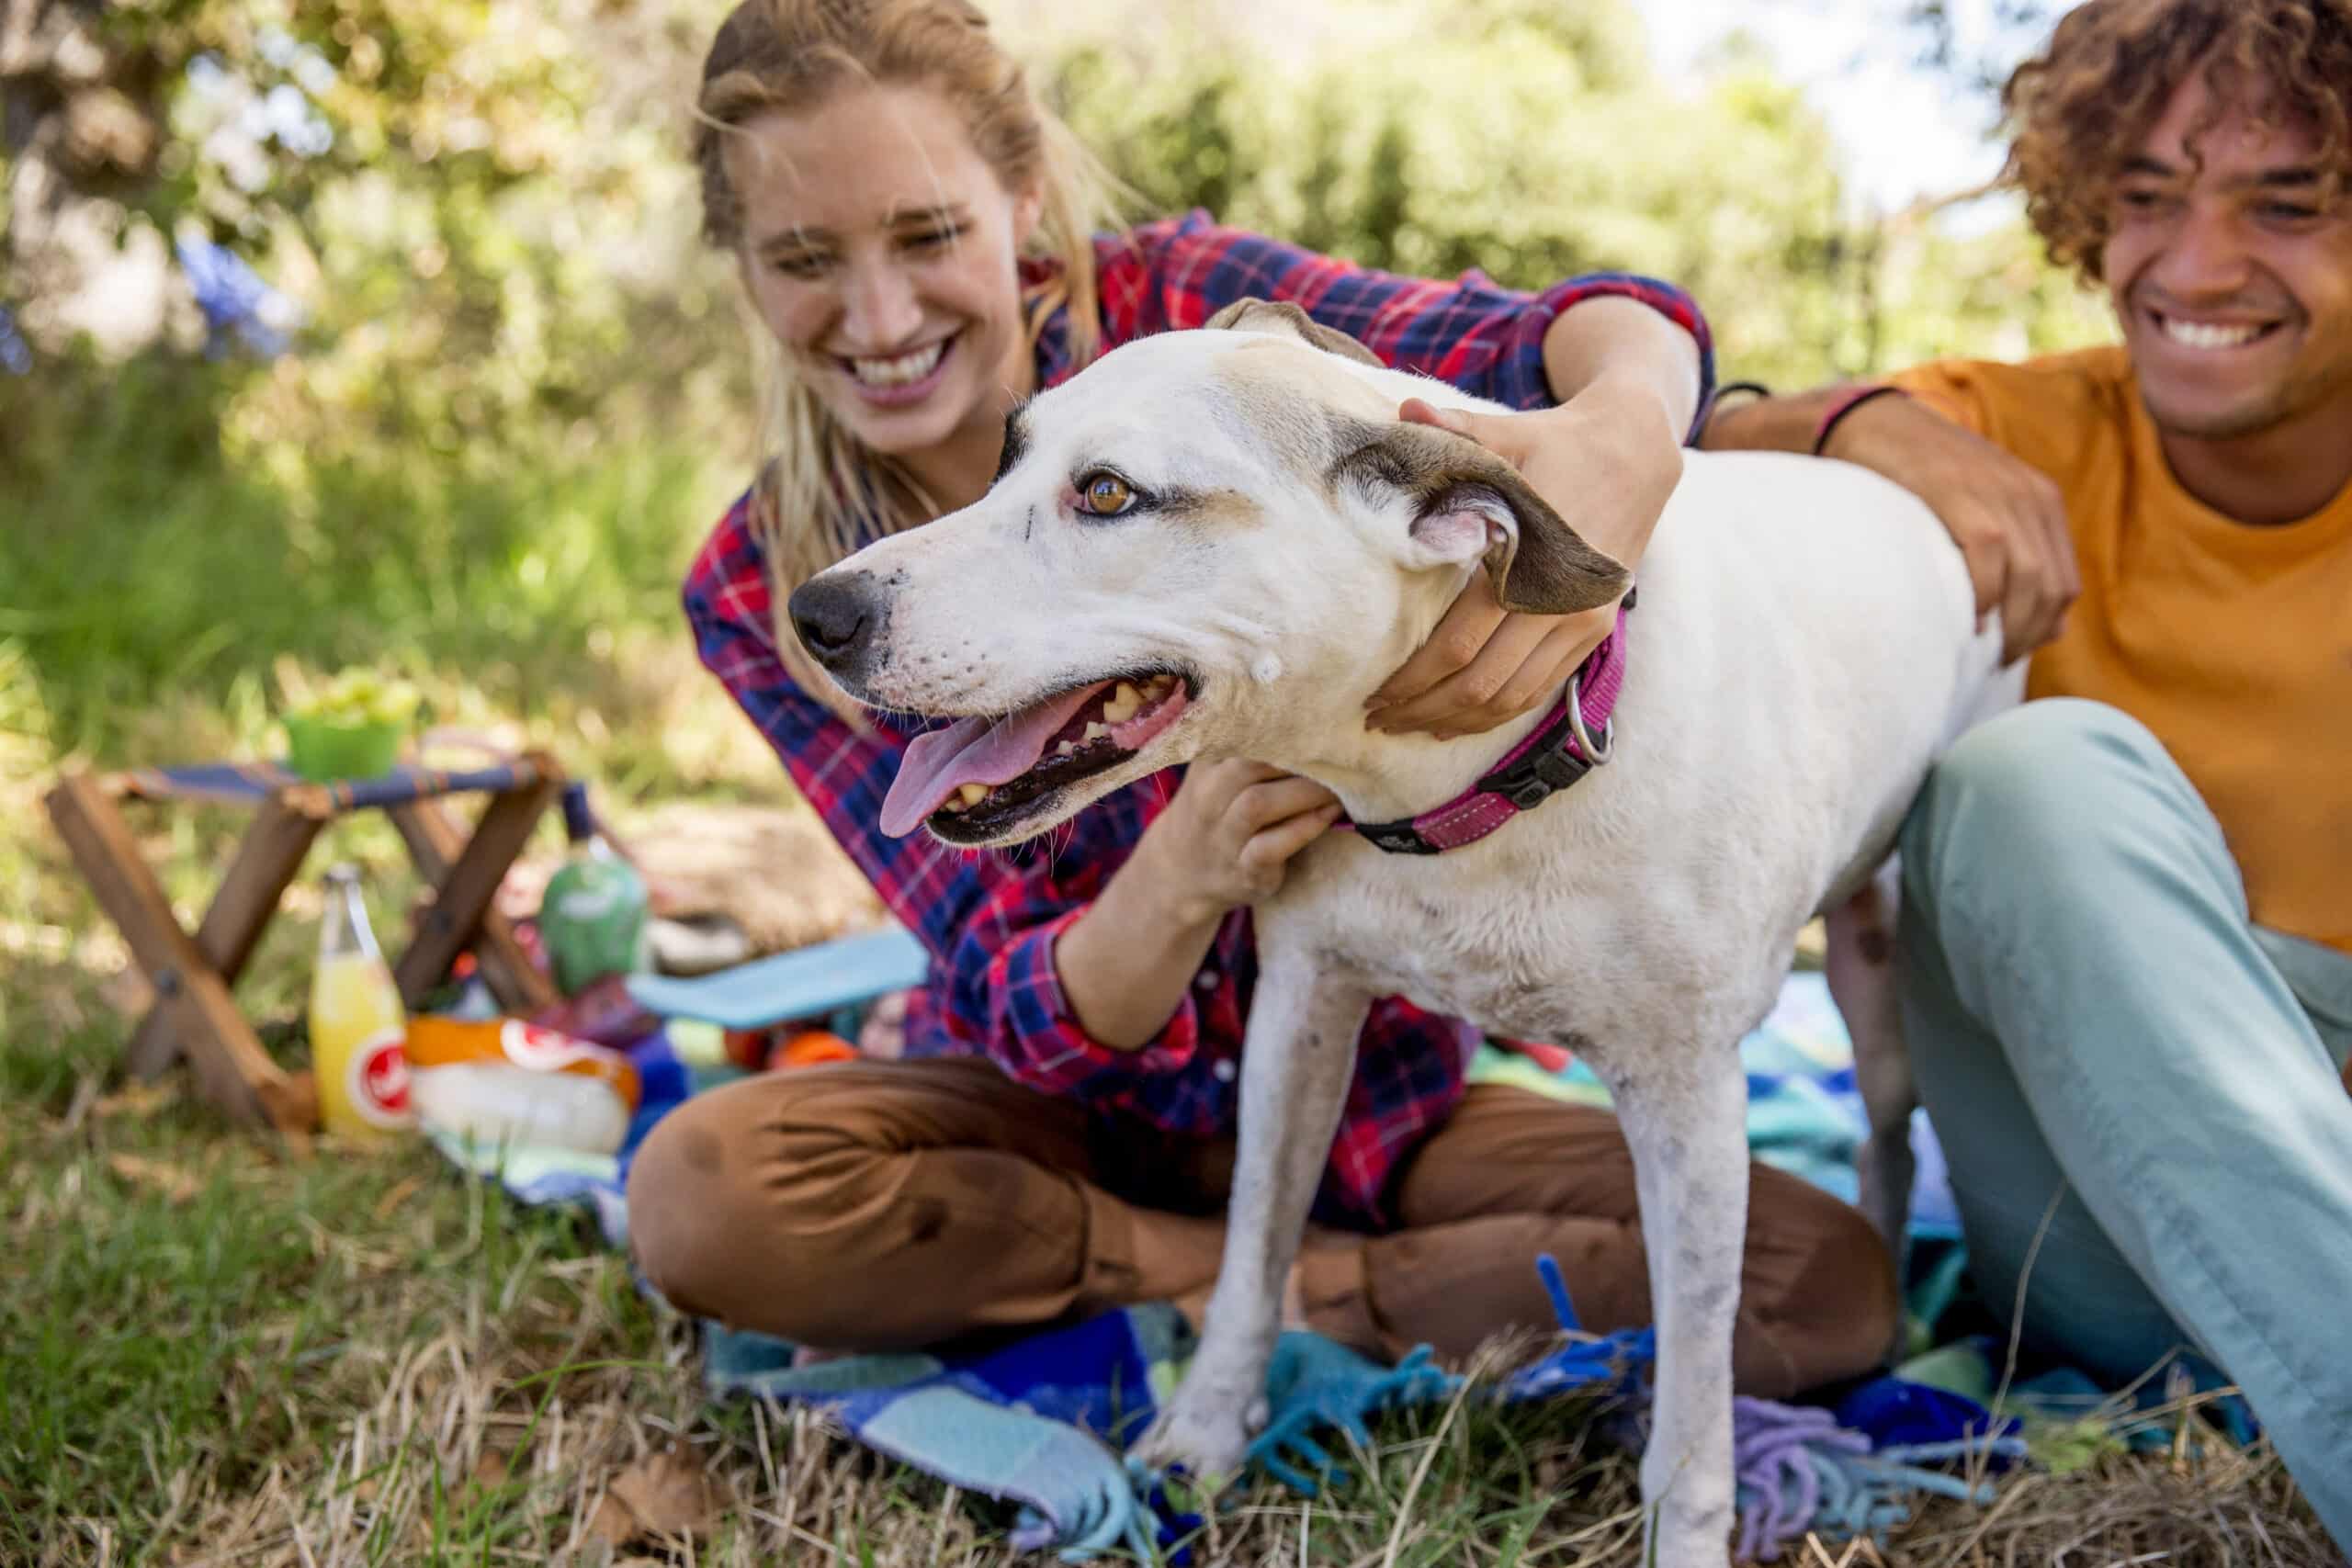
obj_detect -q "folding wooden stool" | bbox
[46,752,565,1133]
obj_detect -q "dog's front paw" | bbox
[1131,1379,1269,1483]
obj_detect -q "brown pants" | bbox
[626,1057,1899,1399]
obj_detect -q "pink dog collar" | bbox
[1341,593,1631,856]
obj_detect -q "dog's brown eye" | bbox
[1078,471,1136,516]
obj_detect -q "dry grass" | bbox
[7,1013,2335,1568]
[17,1296,2335,1568]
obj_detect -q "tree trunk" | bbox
[1,0,176,355]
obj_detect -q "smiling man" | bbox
[1703,0,2352,1545]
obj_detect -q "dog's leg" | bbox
[1600,1045,1747,1568]
[1826,863,1917,1247]
[1132,948,1370,1482]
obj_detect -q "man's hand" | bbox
[1138,760,1344,931]
[1825,396,2079,663]
[1366,383,1678,739]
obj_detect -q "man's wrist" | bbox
[1818,391,1926,468]
[1813,384,1912,458]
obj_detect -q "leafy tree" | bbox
[1031,0,2106,389]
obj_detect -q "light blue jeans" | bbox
[1899,699,2352,1552]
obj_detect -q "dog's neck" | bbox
[1244,674,1565,830]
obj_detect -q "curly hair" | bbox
[2003,0,2352,278]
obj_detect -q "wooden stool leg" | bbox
[124,793,324,1078]
[45,773,312,1132]
[391,777,560,1011]
[388,796,560,1014]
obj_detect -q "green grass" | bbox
[0,356,750,795]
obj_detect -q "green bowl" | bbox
[282,714,408,782]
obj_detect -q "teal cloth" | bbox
[1897,700,2352,1551]
[703,1305,1193,1560]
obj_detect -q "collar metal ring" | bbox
[1566,672,1613,766]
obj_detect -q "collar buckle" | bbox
[1475,671,1611,812]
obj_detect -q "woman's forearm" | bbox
[1542,295,1703,440]
[1054,851,1225,1051]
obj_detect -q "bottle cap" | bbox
[560,783,594,842]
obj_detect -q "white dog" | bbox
[787,300,2016,1565]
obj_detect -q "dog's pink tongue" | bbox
[879,682,1111,838]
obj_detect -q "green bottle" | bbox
[537,783,650,996]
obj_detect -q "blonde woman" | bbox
[628,0,1896,1394]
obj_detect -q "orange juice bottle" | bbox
[311,864,413,1137]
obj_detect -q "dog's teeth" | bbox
[1055,739,1077,756]
[953,784,989,809]
[1102,682,1143,725]
[1082,722,1110,742]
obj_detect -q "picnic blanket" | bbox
[429,972,2241,1562]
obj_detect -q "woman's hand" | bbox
[1824,396,2078,663]
[1138,760,1344,931]
[1365,381,1680,739]
[1057,760,1340,1049]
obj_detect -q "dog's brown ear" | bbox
[1332,421,1630,615]
[1204,297,1385,369]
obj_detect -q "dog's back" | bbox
[1632,448,2005,903]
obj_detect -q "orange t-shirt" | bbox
[1892,346,2352,956]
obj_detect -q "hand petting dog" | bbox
[1816,394,2078,664]
[1365,385,1681,739]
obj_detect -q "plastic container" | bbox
[537,784,650,996]
[405,1015,642,1111]
[283,713,407,783]
[311,865,413,1137]
[409,1063,632,1155]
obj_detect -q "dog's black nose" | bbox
[787,574,875,670]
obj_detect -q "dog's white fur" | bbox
[792,307,2018,1564]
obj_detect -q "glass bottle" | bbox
[311,864,413,1137]
[536,784,650,996]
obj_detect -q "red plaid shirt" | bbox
[685,211,1713,1224]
